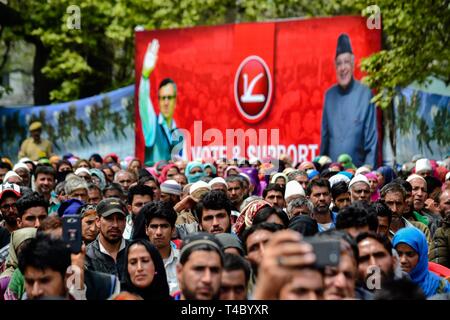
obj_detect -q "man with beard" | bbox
[348,175,371,203]
[263,183,286,209]
[142,201,180,294]
[380,182,432,244]
[316,230,367,300]
[0,183,21,234]
[196,190,232,235]
[429,190,450,267]
[226,175,245,212]
[355,232,398,292]
[307,179,337,232]
[160,180,182,206]
[175,232,223,300]
[85,198,129,280]
[406,174,440,237]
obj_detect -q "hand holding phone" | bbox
[303,237,341,268]
[63,215,82,254]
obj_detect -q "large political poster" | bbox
[135,16,381,166]
[0,85,135,162]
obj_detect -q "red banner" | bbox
[135,16,381,166]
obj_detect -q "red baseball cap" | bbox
[0,183,21,201]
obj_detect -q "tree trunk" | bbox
[30,38,52,105]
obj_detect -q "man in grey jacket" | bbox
[85,198,130,281]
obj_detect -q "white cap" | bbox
[189,181,211,195]
[318,155,332,166]
[270,172,287,184]
[160,180,182,196]
[4,171,22,183]
[406,174,426,184]
[75,168,91,176]
[446,172,450,181]
[415,158,432,173]
[19,157,33,164]
[249,157,260,165]
[284,180,305,200]
[239,172,251,184]
[13,162,30,172]
[283,167,296,175]
[328,173,351,188]
[349,174,370,189]
[355,166,371,176]
[208,177,227,188]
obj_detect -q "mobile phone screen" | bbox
[303,237,341,268]
[62,215,82,254]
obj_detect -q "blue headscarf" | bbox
[57,198,85,217]
[393,227,450,297]
[185,161,205,183]
[90,168,106,190]
[203,162,217,176]
[377,166,396,187]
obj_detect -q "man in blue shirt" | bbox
[139,39,185,166]
[320,34,378,168]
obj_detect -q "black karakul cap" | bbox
[336,33,353,58]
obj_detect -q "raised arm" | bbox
[138,39,160,148]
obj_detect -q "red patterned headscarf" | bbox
[232,199,272,236]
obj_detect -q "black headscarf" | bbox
[288,215,319,237]
[121,239,172,300]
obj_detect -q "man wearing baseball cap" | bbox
[85,198,130,280]
[18,121,54,161]
[0,183,22,234]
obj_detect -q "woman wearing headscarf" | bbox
[240,167,262,196]
[224,165,241,178]
[121,239,172,300]
[270,172,288,187]
[0,228,37,300]
[298,161,316,172]
[90,168,106,190]
[392,227,450,297]
[185,161,205,184]
[158,164,180,184]
[376,166,396,188]
[232,199,272,236]
[337,154,356,170]
[203,162,217,178]
[365,171,380,202]
[127,158,143,178]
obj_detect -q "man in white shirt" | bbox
[123,184,154,240]
[141,201,180,294]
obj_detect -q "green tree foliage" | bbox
[0,0,448,109]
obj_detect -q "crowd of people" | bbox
[0,146,449,300]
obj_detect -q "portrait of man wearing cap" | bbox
[0,183,22,234]
[320,33,378,169]
[85,198,130,280]
[18,121,53,161]
[160,180,182,205]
